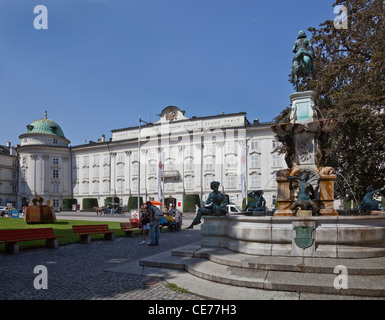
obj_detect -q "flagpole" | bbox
[138,115,141,213]
[158,149,163,208]
[138,115,149,213]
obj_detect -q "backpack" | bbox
[153,206,164,221]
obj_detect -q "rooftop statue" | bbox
[291,30,316,91]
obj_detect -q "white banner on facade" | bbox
[241,143,248,199]
[158,151,163,201]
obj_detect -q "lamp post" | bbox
[138,115,149,213]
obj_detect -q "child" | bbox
[138,206,150,245]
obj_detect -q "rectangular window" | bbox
[149,161,156,175]
[117,153,125,163]
[185,146,193,156]
[225,141,236,153]
[185,158,193,172]
[93,155,99,166]
[117,181,123,193]
[226,155,236,169]
[104,166,109,177]
[131,151,139,161]
[250,140,259,151]
[53,184,59,193]
[148,179,156,191]
[226,175,236,188]
[93,167,99,179]
[103,181,109,193]
[185,177,193,190]
[272,153,281,167]
[132,162,138,175]
[117,163,124,177]
[250,154,260,169]
[165,160,174,171]
[204,143,214,155]
[53,169,59,179]
[53,158,59,165]
[250,175,260,188]
[93,182,99,193]
[132,179,138,192]
[205,157,213,171]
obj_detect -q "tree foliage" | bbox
[127,196,143,210]
[183,194,200,212]
[293,0,385,201]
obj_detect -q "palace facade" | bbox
[0,143,18,207]
[15,106,285,211]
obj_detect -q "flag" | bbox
[241,143,249,199]
[158,151,163,200]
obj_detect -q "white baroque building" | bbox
[0,143,18,207]
[16,106,285,211]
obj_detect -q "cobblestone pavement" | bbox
[0,213,204,300]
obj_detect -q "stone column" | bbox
[275,175,293,216]
[318,170,338,216]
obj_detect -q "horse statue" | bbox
[291,30,316,91]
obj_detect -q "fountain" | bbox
[199,30,385,259]
[140,31,385,298]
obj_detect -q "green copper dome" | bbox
[25,118,66,138]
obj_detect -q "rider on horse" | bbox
[292,30,314,65]
[291,30,316,90]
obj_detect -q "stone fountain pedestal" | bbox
[271,91,338,217]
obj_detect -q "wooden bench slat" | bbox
[72,224,112,234]
[0,228,62,243]
[72,224,113,235]
[129,218,139,228]
[72,224,114,243]
[120,222,139,237]
[120,223,139,230]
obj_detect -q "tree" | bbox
[82,198,98,211]
[62,198,77,211]
[127,196,143,210]
[183,194,200,212]
[303,0,385,202]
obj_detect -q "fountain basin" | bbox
[201,214,385,259]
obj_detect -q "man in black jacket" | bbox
[145,201,160,246]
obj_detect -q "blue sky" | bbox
[0,0,336,146]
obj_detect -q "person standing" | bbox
[145,201,160,246]
[175,209,182,231]
[138,205,150,245]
